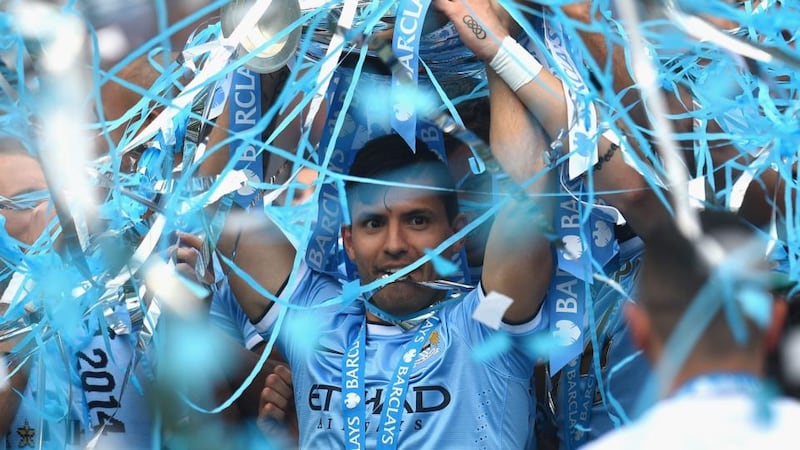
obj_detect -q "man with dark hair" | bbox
[636,212,770,361]
[582,210,800,449]
[346,135,461,222]
[226,105,555,447]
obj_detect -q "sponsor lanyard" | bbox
[391,0,433,151]
[228,67,263,208]
[558,358,596,449]
[342,320,367,450]
[341,315,441,450]
[675,373,762,398]
[549,173,618,448]
[547,266,586,376]
[549,173,619,374]
[305,69,363,276]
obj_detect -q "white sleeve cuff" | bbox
[245,334,265,351]
[472,284,547,335]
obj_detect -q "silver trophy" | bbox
[221,0,303,73]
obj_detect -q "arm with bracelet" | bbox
[435,0,669,241]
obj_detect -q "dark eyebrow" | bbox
[353,211,385,224]
[400,208,435,219]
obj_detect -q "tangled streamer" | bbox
[0,0,798,448]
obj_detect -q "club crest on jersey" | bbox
[17,420,35,448]
[414,330,441,367]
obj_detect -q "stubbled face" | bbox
[342,184,463,318]
[0,153,50,246]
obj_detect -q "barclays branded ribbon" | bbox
[520,13,600,179]
[548,176,615,449]
[342,321,367,450]
[391,0,433,152]
[548,170,618,375]
[376,316,440,450]
[542,18,601,180]
[547,265,586,377]
[304,69,379,276]
[228,67,263,208]
[559,357,597,449]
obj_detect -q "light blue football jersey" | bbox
[70,326,152,450]
[255,264,546,449]
[2,340,75,450]
[3,321,152,450]
[210,276,263,351]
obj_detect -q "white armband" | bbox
[489,36,543,92]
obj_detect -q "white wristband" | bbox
[489,36,543,92]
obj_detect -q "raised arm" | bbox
[481,67,555,324]
[432,1,555,323]
[436,0,669,242]
[215,205,296,322]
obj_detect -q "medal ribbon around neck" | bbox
[342,315,441,450]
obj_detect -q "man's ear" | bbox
[342,225,355,261]
[449,213,469,254]
[624,302,657,358]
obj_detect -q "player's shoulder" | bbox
[288,264,343,307]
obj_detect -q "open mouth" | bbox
[379,269,414,283]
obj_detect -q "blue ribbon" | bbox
[342,320,367,450]
[228,67,262,208]
[547,266,586,376]
[549,173,618,374]
[340,316,440,449]
[376,316,440,449]
[559,358,596,449]
[304,69,367,276]
[391,0,433,151]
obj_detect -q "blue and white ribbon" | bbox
[228,67,263,208]
[391,0,433,151]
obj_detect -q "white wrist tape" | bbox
[489,36,543,92]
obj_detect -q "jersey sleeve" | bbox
[442,285,547,378]
[209,278,264,351]
[457,284,548,336]
[250,262,342,339]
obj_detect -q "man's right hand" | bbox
[434,0,510,61]
[258,364,294,422]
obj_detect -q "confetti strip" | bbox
[0,0,799,448]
